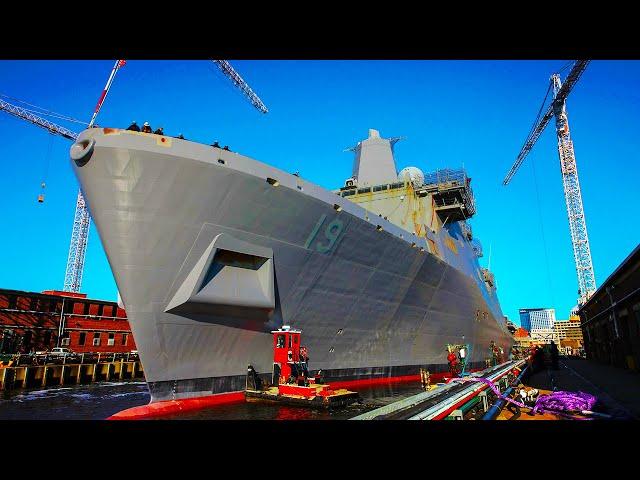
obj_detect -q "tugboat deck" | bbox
[245,386,359,408]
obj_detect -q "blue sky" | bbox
[0,60,638,325]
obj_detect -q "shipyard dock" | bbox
[351,356,639,421]
[0,354,144,391]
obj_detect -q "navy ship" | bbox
[70,127,513,403]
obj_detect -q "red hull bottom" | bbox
[108,369,479,420]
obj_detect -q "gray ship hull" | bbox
[70,128,513,402]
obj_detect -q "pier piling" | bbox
[0,360,144,392]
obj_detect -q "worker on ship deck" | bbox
[300,346,310,378]
[176,133,185,139]
[154,126,164,135]
[211,141,221,148]
[141,122,152,133]
[127,121,140,132]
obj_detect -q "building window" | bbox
[121,333,128,346]
[93,332,101,346]
[107,332,115,346]
[79,332,86,346]
[30,297,39,311]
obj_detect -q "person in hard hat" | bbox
[141,122,152,133]
[153,126,164,135]
[223,145,230,151]
[126,121,140,132]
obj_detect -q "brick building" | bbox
[0,288,136,354]
[578,243,640,371]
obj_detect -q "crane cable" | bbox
[557,61,573,75]
[0,92,89,126]
[526,76,557,308]
[38,133,54,203]
[523,80,553,146]
[529,147,557,310]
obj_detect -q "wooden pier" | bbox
[0,359,144,391]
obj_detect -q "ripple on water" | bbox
[1,380,426,420]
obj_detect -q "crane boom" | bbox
[553,60,589,105]
[0,98,78,140]
[0,96,90,293]
[502,104,554,185]
[502,60,590,186]
[88,59,126,128]
[212,60,269,114]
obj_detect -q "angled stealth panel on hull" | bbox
[166,233,275,325]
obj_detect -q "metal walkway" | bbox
[351,360,525,420]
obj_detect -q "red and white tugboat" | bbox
[244,326,359,408]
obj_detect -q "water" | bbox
[0,381,150,420]
[0,381,425,420]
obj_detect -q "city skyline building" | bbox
[519,308,556,331]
